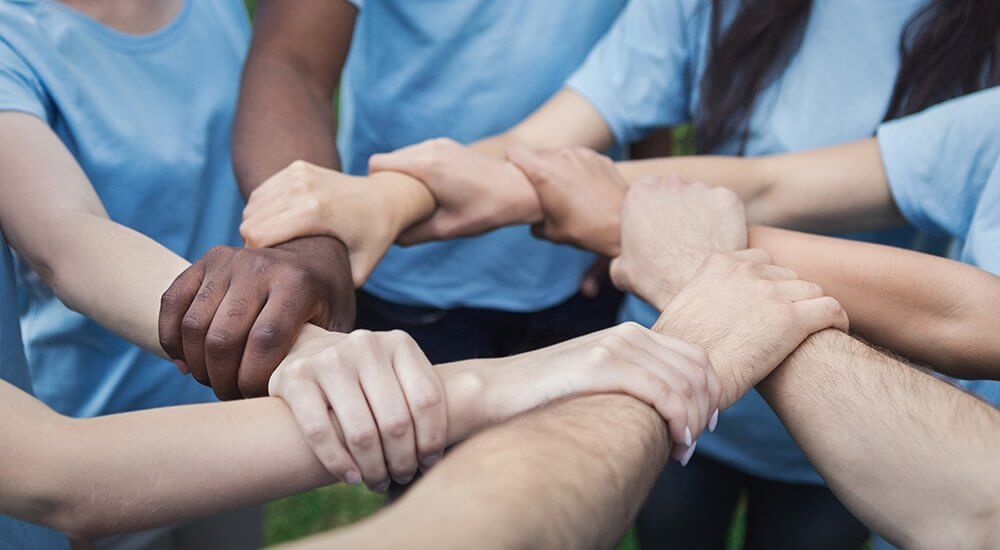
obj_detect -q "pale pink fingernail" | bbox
[174,360,189,375]
[709,409,719,432]
[681,441,698,467]
[684,426,693,447]
[373,479,391,494]
[344,470,362,485]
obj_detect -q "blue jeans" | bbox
[355,286,623,363]
[637,453,870,549]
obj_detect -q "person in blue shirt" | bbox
[220,0,643,370]
[0,0,354,545]
[285,0,996,546]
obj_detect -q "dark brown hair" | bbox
[695,0,1000,154]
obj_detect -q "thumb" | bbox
[369,147,422,176]
[507,146,553,190]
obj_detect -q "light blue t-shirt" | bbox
[339,0,627,311]
[0,0,249,417]
[568,0,946,484]
[0,232,67,550]
[878,86,1000,406]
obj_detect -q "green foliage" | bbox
[264,485,384,546]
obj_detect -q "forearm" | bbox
[758,330,1000,547]
[285,395,670,549]
[23,212,187,358]
[751,226,1000,379]
[1,355,497,539]
[232,49,344,191]
[618,140,902,232]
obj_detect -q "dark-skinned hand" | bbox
[159,235,356,400]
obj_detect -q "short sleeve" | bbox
[0,38,49,121]
[566,0,698,145]
[877,87,1000,240]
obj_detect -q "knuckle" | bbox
[588,344,613,364]
[411,387,444,414]
[249,322,287,351]
[382,413,412,438]
[599,333,629,352]
[347,427,379,451]
[301,420,329,444]
[205,329,239,356]
[181,314,210,339]
[237,373,268,398]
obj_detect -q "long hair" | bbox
[695,0,1000,154]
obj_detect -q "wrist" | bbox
[502,162,544,225]
[368,171,437,235]
[437,359,491,443]
[657,319,741,409]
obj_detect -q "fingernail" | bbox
[174,359,189,375]
[421,453,442,469]
[398,472,415,485]
[709,409,719,432]
[681,441,698,467]
[373,479,391,494]
[344,470,362,485]
[684,426,693,447]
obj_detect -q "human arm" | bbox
[757,330,1000,548]
[615,139,904,232]
[750,226,1000,380]
[1,319,718,539]
[0,113,190,356]
[159,0,380,400]
[285,394,670,550]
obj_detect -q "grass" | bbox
[264,486,749,548]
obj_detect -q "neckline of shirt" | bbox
[39,0,193,52]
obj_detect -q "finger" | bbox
[751,263,799,281]
[392,335,447,471]
[731,248,773,264]
[507,146,555,190]
[354,339,419,485]
[613,339,706,441]
[238,289,313,398]
[591,360,691,447]
[642,328,721,430]
[794,296,850,334]
[282,378,361,484]
[204,286,267,400]
[181,277,231,387]
[159,262,206,369]
[775,280,825,302]
[397,218,447,246]
[368,146,426,176]
[241,208,319,249]
[241,191,297,227]
[323,366,390,491]
[579,257,611,299]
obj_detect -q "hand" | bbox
[270,326,446,491]
[368,138,542,244]
[610,176,748,310]
[158,236,356,400]
[462,322,721,465]
[507,146,627,257]
[655,250,849,409]
[241,160,415,286]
